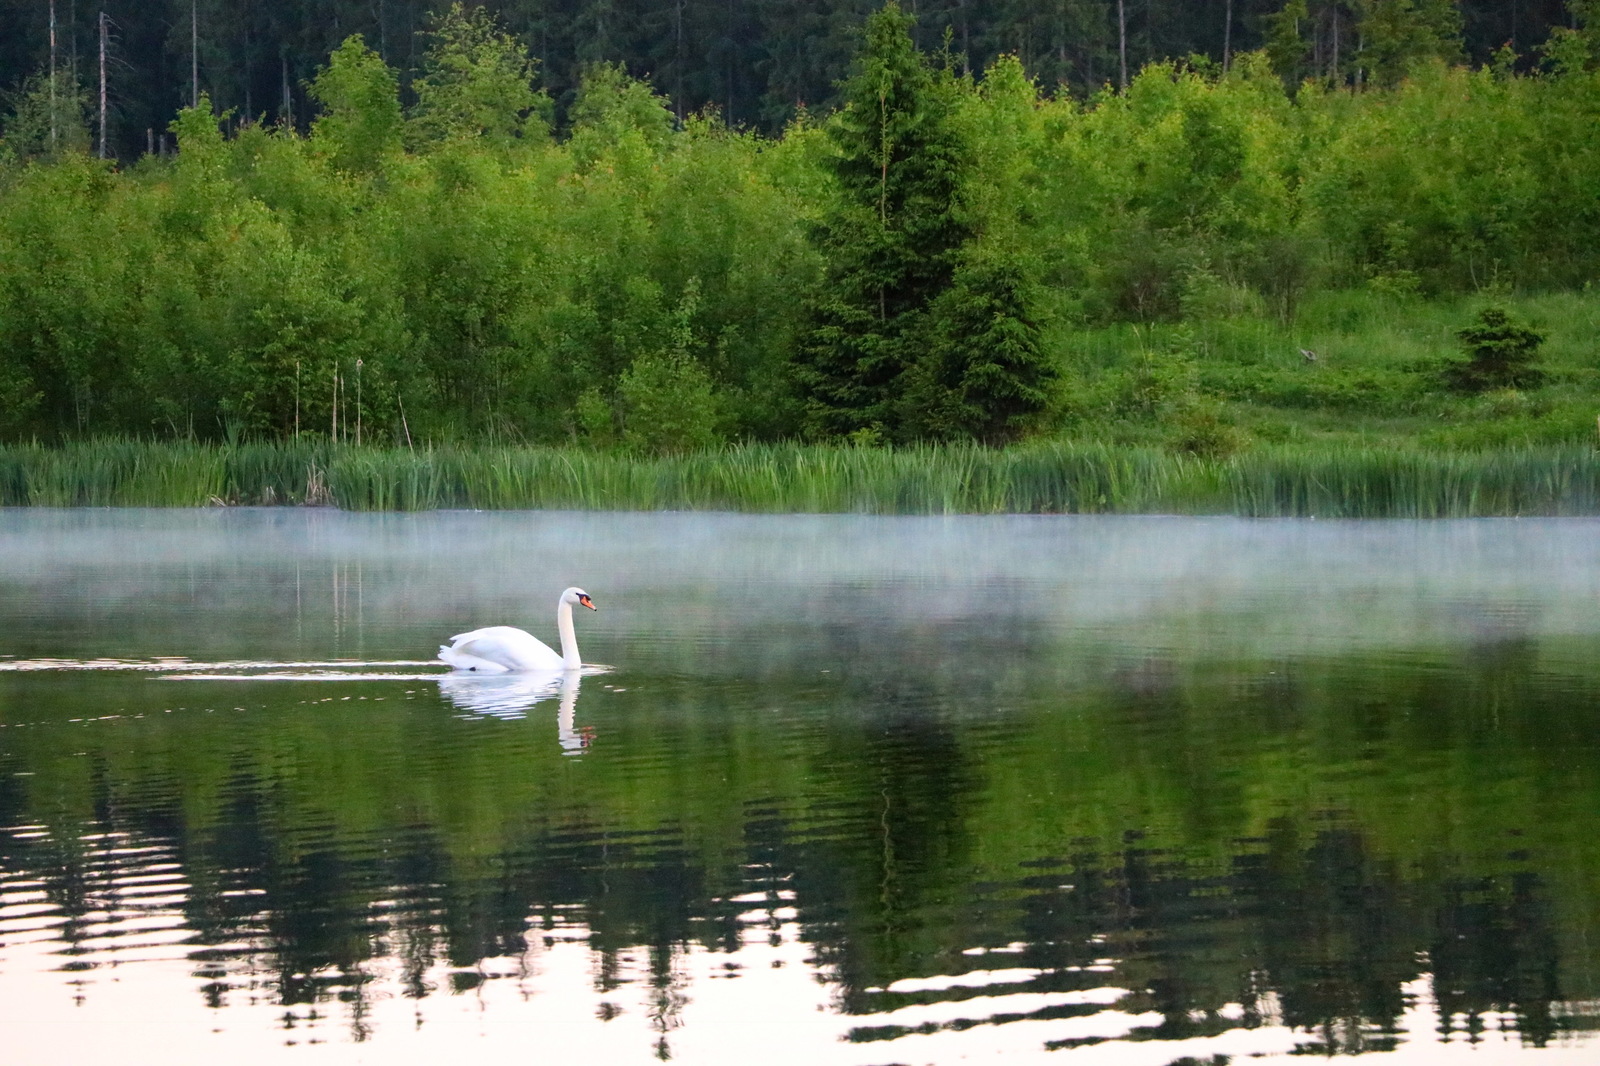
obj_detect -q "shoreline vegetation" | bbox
[4,440,1600,518]
[7,3,1600,511]
[6,7,1600,458]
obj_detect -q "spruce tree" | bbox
[1446,305,1545,391]
[906,255,1055,444]
[1358,0,1465,87]
[792,1,971,441]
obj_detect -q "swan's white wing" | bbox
[441,626,563,672]
[448,625,525,645]
[438,644,513,673]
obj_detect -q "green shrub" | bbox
[618,352,724,456]
[1168,402,1249,458]
[1444,305,1546,392]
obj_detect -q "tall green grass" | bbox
[2,440,1599,516]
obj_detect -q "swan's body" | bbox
[439,587,595,673]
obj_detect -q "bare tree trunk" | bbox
[674,0,684,123]
[49,0,58,151]
[98,9,106,158]
[241,18,251,120]
[1331,5,1341,83]
[191,0,198,107]
[1117,0,1127,91]
[1223,0,1233,72]
[725,0,735,119]
[1311,5,1323,77]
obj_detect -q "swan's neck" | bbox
[556,600,581,669]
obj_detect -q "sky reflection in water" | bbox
[0,509,1598,1064]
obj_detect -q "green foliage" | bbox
[1542,26,1597,75]
[1266,0,1463,88]
[308,36,403,175]
[616,280,725,455]
[1263,0,1313,85]
[1445,305,1546,391]
[907,254,1056,444]
[0,67,91,161]
[0,0,1574,154]
[618,353,723,455]
[6,438,1600,516]
[1168,401,1249,458]
[793,1,973,441]
[1357,0,1465,88]
[568,62,676,168]
[168,95,231,179]
[1097,333,1202,420]
[407,3,549,149]
[4,11,1600,457]
[0,152,135,435]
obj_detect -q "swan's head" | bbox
[562,586,597,611]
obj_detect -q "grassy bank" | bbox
[3,440,1600,517]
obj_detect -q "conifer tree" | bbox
[1446,305,1544,391]
[792,1,971,441]
[1357,0,1464,87]
[1265,0,1464,88]
[905,255,1054,444]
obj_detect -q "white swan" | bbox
[438,587,596,673]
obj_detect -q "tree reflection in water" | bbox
[1,653,1595,1061]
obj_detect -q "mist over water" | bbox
[6,508,1598,666]
[1,509,1598,1064]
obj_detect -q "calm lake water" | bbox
[1,509,1598,1065]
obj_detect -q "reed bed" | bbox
[2,440,1598,516]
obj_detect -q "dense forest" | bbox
[2,0,1578,149]
[2,0,1600,452]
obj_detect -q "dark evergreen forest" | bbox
[0,0,1577,153]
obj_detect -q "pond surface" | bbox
[1,509,1598,1065]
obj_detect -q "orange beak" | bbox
[579,594,596,611]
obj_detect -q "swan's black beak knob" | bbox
[579,594,596,611]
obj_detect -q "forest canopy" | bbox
[2,1,1600,449]
[0,0,1577,149]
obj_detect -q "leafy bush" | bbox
[618,352,723,455]
[1168,402,1248,458]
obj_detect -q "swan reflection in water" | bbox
[436,671,594,754]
